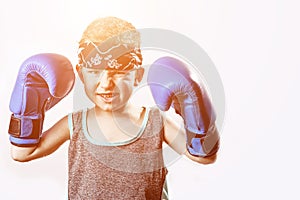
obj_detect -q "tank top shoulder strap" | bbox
[68,108,87,138]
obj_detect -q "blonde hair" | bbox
[79,16,140,45]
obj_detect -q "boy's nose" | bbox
[98,70,115,89]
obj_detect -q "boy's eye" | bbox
[86,69,102,75]
[115,70,128,75]
[82,68,134,79]
[112,70,132,77]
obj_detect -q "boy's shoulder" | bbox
[68,108,87,125]
[145,106,166,126]
[148,106,163,115]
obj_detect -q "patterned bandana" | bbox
[78,30,142,71]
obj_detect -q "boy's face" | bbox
[78,60,144,112]
[77,35,143,112]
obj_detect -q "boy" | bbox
[9,17,219,199]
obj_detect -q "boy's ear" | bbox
[76,65,84,83]
[134,68,144,86]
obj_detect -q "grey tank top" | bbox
[68,107,167,199]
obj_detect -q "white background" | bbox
[1,0,300,199]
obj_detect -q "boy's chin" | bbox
[96,103,128,112]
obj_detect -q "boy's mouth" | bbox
[97,92,119,103]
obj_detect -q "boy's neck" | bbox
[93,103,136,117]
[92,103,145,129]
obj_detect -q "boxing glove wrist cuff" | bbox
[186,124,220,157]
[9,136,40,147]
[8,114,42,146]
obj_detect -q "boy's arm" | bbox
[11,115,70,162]
[163,114,217,165]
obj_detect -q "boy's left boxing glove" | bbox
[8,53,75,146]
[147,56,219,157]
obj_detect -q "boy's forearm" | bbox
[10,116,70,162]
[10,145,37,162]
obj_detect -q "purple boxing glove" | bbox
[147,56,219,157]
[8,53,75,146]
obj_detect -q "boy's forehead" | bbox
[85,52,137,71]
[79,41,133,63]
[78,30,141,70]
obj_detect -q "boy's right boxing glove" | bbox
[8,53,75,146]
